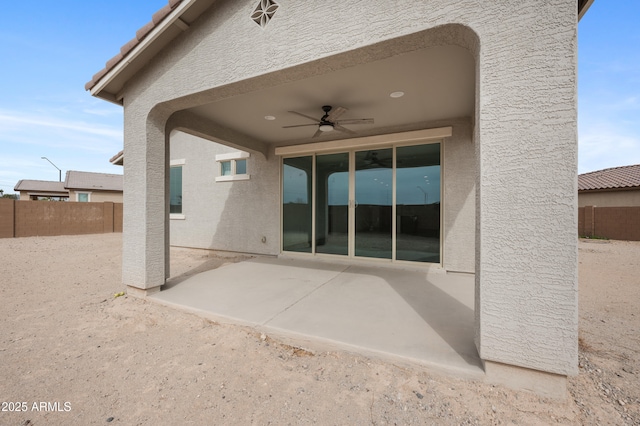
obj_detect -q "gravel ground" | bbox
[0,234,638,425]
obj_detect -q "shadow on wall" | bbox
[209,148,281,256]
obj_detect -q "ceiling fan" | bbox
[283,105,374,138]
[361,151,392,169]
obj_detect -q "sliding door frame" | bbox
[278,127,450,266]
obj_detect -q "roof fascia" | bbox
[578,0,595,21]
[90,0,200,104]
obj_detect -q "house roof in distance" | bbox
[64,171,123,191]
[14,180,67,193]
[579,164,640,191]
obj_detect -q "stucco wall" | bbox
[120,0,578,376]
[169,131,280,254]
[70,190,123,203]
[578,189,640,207]
[443,118,475,273]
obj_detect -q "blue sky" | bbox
[1,1,638,195]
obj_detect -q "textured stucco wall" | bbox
[169,131,280,254]
[119,0,578,375]
[443,118,475,273]
[578,189,640,207]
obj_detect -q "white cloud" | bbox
[0,111,121,139]
[579,123,640,173]
[81,106,123,117]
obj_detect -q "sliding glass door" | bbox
[282,156,312,252]
[315,153,349,255]
[354,149,393,259]
[282,142,441,263]
[396,144,441,263]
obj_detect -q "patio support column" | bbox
[474,1,578,398]
[122,105,171,296]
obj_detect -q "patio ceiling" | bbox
[185,45,475,148]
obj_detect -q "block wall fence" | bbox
[0,199,123,238]
[3,199,637,241]
[578,205,640,241]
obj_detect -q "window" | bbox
[216,152,250,182]
[77,192,90,202]
[170,163,183,215]
[221,161,232,176]
[236,159,247,175]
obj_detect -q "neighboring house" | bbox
[87,0,594,393]
[578,164,640,241]
[64,170,124,203]
[14,171,123,202]
[578,164,640,207]
[13,180,68,200]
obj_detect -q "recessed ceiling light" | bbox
[390,91,405,98]
[264,115,276,120]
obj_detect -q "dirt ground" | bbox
[0,234,638,425]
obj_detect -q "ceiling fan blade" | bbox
[282,123,319,128]
[312,128,323,138]
[288,111,319,123]
[334,124,356,134]
[336,118,374,125]
[326,106,347,122]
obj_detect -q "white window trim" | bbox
[216,174,250,182]
[170,159,185,219]
[275,127,452,156]
[215,151,250,161]
[76,191,92,202]
[215,151,250,182]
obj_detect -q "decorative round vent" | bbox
[251,0,279,28]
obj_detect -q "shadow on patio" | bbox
[152,256,482,378]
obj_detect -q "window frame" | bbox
[216,152,250,182]
[76,192,91,202]
[170,159,185,219]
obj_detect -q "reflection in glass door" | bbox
[316,153,349,255]
[282,156,312,252]
[396,144,441,262]
[355,149,393,259]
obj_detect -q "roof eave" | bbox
[89,0,203,105]
[579,186,640,193]
[578,0,595,21]
[110,151,124,166]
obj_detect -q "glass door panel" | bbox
[315,153,349,255]
[355,149,393,259]
[396,144,441,262]
[282,156,313,253]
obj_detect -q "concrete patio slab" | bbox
[151,256,482,378]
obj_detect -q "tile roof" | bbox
[64,171,123,192]
[14,180,67,193]
[85,0,184,91]
[578,164,640,191]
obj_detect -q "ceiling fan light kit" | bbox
[283,105,374,138]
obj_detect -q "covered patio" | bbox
[85,0,587,397]
[151,256,482,378]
